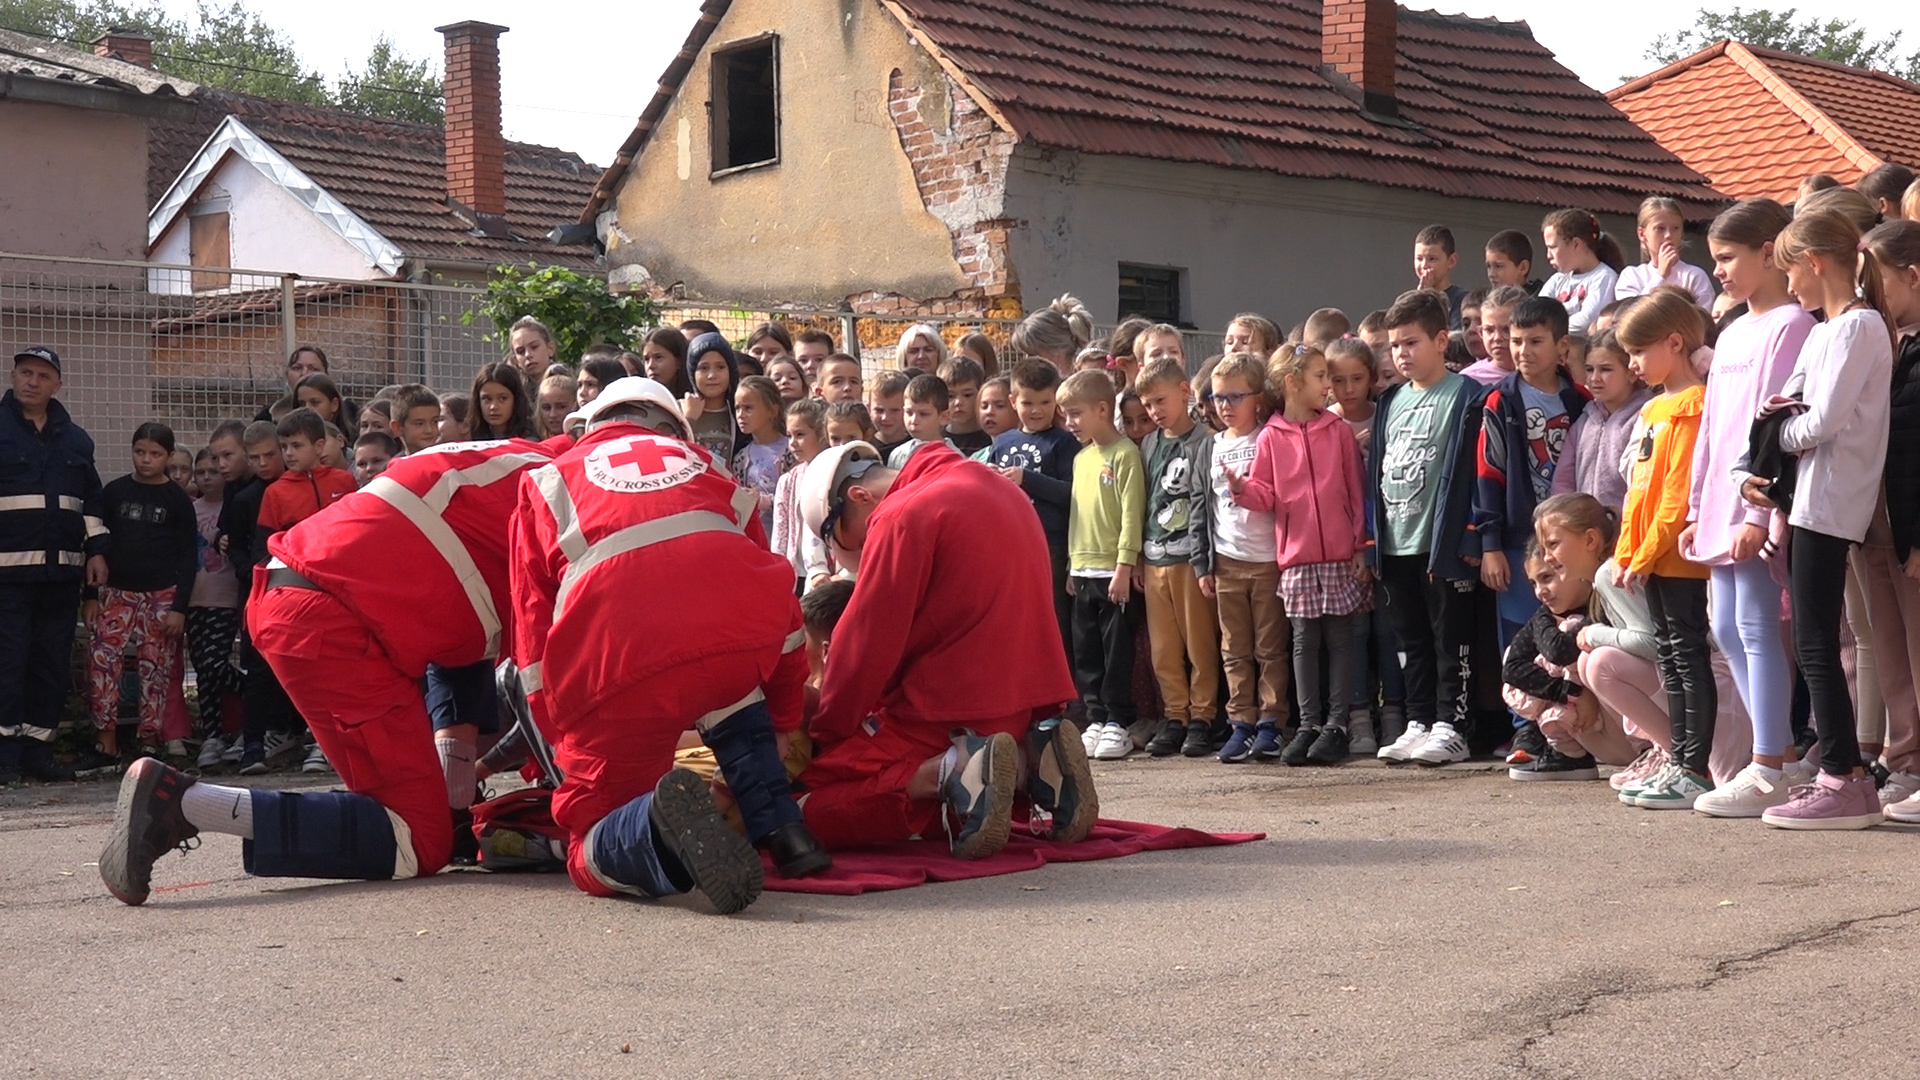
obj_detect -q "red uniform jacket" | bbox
[258,465,357,535]
[511,423,805,732]
[267,439,557,676]
[813,445,1075,744]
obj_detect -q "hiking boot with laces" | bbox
[99,757,200,906]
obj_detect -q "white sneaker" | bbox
[221,738,244,765]
[1091,722,1134,761]
[1885,789,1920,823]
[1410,721,1469,766]
[1081,722,1101,758]
[301,745,333,774]
[1693,763,1790,818]
[1347,711,1378,755]
[1879,769,1920,807]
[263,730,301,762]
[163,738,189,760]
[196,736,226,770]
[1378,721,1429,762]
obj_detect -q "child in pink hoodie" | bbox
[1227,344,1370,766]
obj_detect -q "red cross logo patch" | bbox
[583,433,706,493]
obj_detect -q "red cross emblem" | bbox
[606,437,687,475]
[584,434,705,493]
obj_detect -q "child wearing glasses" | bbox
[1204,352,1292,761]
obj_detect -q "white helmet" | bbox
[565,376,690,438]
[798,440,883,544]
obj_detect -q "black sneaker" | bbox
[20,739,75,782]
[1145,720,1186,757]
[71,747,122,779]
[648,768,763,915]
[1508,746,1600,782]
[1025,718,1099,844]
[1306,725,1351,765]
[942,730,1017,859]
[1281,725,1320,766]
[99,757,200,906]
[1506,721,1549,765]
[1179,721,1213,757]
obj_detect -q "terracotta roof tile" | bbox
[150,88,599,271]
[1609,42,1920,204]
[581,0,1721,223]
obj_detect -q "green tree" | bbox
[465,264,659,365]
[335,34,442,126]
[1647,6,1920,81]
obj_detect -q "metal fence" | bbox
[0,252,1233,453]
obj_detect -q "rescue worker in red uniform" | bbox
[512,377,828,914]
[795,441,1098,857]
[99,437,560,905]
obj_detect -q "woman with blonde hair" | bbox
[1012,294,1093,373]
[896,324,948,374]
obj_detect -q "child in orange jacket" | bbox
[1612,291,1713,810]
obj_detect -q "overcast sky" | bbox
[165,0,1920,165]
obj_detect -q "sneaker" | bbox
[1761,772,1883,831]
[1081,721,1100,759]
[1280,725,1319,766]
[1218,722,1256,763]
[70,747,122,779]
[1879,769,1920,807]
[237,742,269,776]
[196,736,227,771]
[1378,721,1430,763]
[263,730,301,763]
[1250,721,1284,761]
[1632,767,1713,810]
[1885,789,1920,824]
[1508,746,1600,782]
[1306,725,1351,765]
[98,757,200,906]
[1505,721,1548,766]
[301,745,332,774]
[1693,763,1790,818]
[1024,718,1098,843]
[1609,745,1667,791]
[220,738,244,766]
[1410,722,1469,766]
[942,730,1018,859]
[1145,720,1186,757]
[1091,722,1133,761]
[20,739,76,782]
[1783,757,1817,786]
[1179,721,1213,757]
[648,767,764,914]
[1347,712,1377,756]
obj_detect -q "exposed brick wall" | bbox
[1322,0,1396,111]
[881,67,1021,319]
[439,22,508,217]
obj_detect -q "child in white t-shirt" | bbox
[1206,352,1289,760]
[1614,197,1716,308]
[1539,208,1622,338]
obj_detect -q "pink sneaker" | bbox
[1610,745,1667,791]
[1760,772,1883,831]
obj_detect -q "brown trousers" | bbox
[1213,555,1290,724]
[1143,563,1220,723]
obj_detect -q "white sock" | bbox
[1752,763,1784,782]
[437,736,477,810]
[181,782,255,838]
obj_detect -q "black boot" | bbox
[20,738,74,782]
[701,698,828,876]
[0,736,23,786]
[761,821,831,878]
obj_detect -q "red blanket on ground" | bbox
[761,818,1264,895]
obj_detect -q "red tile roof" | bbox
[580,0,1722,223]
[1609,42,1920,204]
[150,88,600,270]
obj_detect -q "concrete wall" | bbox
[150,153,383,292]
[1003,149,1641,331]
[0,101,148,261]
[604,0,967,307]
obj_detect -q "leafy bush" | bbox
[464,263,660,362]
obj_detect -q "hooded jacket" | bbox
[1364,376,1487,581]
[684,332,744,464]
[0,392,105,583]
[1234,408,1366,569]
[1474,370,1589,553]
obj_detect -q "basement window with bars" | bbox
[1118,264,1183,326]
[710,34,780,176]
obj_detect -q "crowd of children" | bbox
[67,164,1920,836]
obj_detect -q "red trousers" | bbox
[798,709,1032,849]
[550,655,777,897]
[248,584,451,877]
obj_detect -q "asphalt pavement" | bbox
[2,755,1914,1079]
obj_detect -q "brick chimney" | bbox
[1322,0,1396,116]
[92,28,154,69]
[435,21,509,218]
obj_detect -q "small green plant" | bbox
[464,263,659,360]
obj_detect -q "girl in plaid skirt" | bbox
[1227,344,1371,765]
